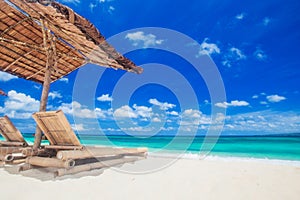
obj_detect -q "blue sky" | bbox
[0,0,300,135]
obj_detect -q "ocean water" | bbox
[19,134,300,161]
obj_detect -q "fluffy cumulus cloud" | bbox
[125,31,164,48]
[59,101,112,119]
[97,94,113,102]
[198,38,220,56]
[149,98,176,110]
[167,111,179,116]
[181,109,207,124]
[114,104,153,119]
[215,100,250,108]
[266,95,286,103]
[0,71,18,82]
[0,90,40,119]
[113,105,138,118]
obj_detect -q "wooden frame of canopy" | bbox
[0,0,143,151]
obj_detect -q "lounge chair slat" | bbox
[32,110,81,146]
[0,116,27,145]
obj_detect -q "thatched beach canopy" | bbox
[0,0,142,149]
[0,0,142,83]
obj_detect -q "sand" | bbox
[1,155,300,200]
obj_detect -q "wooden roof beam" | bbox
[3,50,34,71]
[0,16,32,37]
[0,37,44,52]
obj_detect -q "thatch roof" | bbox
[0,0,142,83]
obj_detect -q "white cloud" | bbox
[149,98,176,110]
[97,94,113,102]
[223,110,300,133]
[254,48,267,61]
[222,47,246,67]
[0,90,40,119]
[166,111,179,116]
[108,6,115,13]
[59,101,96,118]
[267,95,286,103]
[121,126,155,132]
[252,95,259,99]
[235,13,246,20]
[113,104,153,119]
[59,101,112,119]
[49,91,62,99]
[125,31,164,48]
[133,104,153,118]
[263,17,271,26]
[180,109,211,125]
[152,117,162,122]
[114,105,138,118]
[0,71,18,82]
[260,101,268,105]
[34,85,41,90]
[59,77,69,83]
[230,47,246,60]
[215,100,250,108]
[198,38,220,56]
[71,123,86,131]
[5,90,39,112]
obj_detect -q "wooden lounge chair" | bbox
[27,110,147,176]
[0,116,28,163]
[0,116,28,147]
[32,110,82,150]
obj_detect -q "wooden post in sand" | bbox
[26,157,75,169]
[33,19,57,150]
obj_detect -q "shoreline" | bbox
[148,152,300,167]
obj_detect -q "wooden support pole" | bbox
[33,19,55,151]
[56,147,148,160]
[26,157,75,169]
[55,157,138,177]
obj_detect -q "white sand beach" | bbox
[1,155,300,200]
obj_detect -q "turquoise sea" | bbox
[18,134,300,161]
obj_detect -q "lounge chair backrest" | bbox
[0,116,27,144]
[32,110,81,146]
